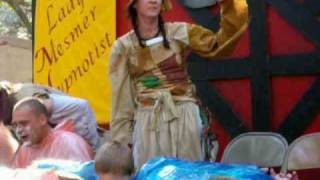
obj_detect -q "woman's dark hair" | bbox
[127,0,170,49]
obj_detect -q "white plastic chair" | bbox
[222,132,288,167]
[281,133,320,174]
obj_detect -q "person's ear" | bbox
[39,113,48,126]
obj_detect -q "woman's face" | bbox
[134,0,162,18]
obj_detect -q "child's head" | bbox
[95,141,134,178]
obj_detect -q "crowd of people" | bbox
[0,85,299,179]
[0,0,302,179]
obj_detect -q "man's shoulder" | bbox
[51,130,93,160]
[50,130,89,149]
[53,130,82,139]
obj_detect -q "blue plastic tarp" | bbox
[134,157,273,180]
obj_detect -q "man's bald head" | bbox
[13,97,49,119]
[95,141,134,176]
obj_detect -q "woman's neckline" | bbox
[140,29,161,41]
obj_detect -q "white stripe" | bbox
[145,36,163,46]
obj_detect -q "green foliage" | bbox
[0,0,32,39]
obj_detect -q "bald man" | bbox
[12,98,93,168]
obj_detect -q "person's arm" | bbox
[187,0,248,58]
[109,40,136,145]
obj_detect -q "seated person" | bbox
[95,141,134,180]
[0,81,100,151]
[11,97,93,168]
[34,92,100,151]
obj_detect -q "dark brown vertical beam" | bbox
[248,0,271,131]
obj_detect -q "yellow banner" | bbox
[33,0,115,125]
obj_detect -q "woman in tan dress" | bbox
[109,0,248,168]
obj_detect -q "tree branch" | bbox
[3,0,32,35]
